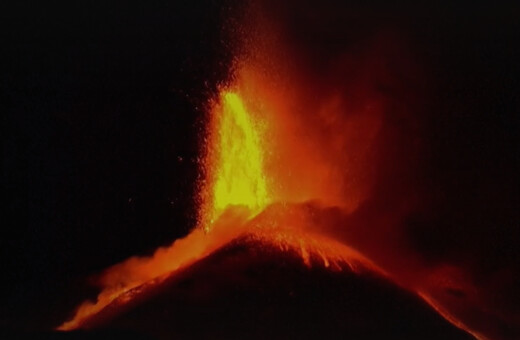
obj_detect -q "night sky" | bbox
[2,0,519,335]
[2,0,230,329]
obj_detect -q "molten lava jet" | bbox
[56,3,517,340]
[202,91,270,228]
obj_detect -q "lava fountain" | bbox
[201,91,270,229]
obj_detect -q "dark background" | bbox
[1,0,519,332]
[1,0,231,329]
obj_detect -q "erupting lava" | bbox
[202,91,270,229]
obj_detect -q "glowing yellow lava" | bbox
[206,91,270,228]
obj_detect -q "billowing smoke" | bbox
[227,1,519,339]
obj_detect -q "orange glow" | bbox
[417,291,488,340]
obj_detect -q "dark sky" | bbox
[1,0,519,333]
[2,0,230,329]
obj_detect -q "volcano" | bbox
[57,233,473,340]
[3,1,519,340]
[19,2,514,340]
[52,36,488,340]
